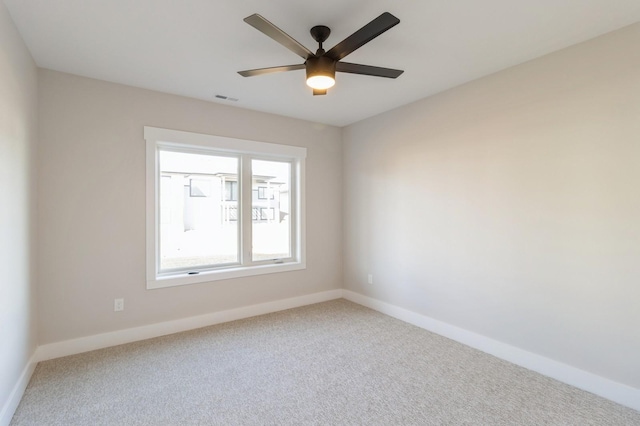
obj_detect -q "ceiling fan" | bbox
[238,12,404,95]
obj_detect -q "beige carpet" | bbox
[11,299,640,425]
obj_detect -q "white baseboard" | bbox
[0,353,38,426]
[36,289,343,362]
[342,290,640,412]
[21,289,640,417]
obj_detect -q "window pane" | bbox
[159,150,238,271]
[252,159,291,261]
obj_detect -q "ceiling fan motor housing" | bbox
[306,56,336,77]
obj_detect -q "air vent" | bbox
[215,94,239,102]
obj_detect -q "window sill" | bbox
[147,261,306,289]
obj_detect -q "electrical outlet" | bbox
[114,298,124,312]
[367,274,373,284]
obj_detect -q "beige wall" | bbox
[343,23,640,388]
[0,2,38,415]
[37,70,343,344]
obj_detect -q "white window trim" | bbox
[145,126,306,289]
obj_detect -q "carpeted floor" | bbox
[11,299,640,425]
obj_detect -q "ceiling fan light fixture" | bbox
[305,56,336,90]
[306,75,335,90]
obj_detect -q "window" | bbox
[224,181,238,201]
[257,186,275,200]
[145,127,306,289]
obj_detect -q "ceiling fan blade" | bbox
[326,12,400,61]
[238,64,305,77]
[244,14,314,60]
[313,89,327,96]
[336,62,404,78]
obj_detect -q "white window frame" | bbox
[145,126,306,289]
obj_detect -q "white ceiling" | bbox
[5,0,640,127]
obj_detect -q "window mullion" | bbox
[240,155,253,265]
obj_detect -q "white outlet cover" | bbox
[114,298,124,311]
